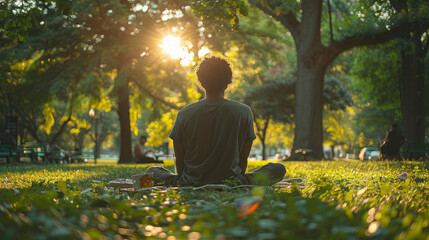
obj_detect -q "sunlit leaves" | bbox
[39,103,55,135]
[129,103,142,136]
[351,41,401,112]
[323,107,356,147]
[146,110,178,147]
[191,0,248,31]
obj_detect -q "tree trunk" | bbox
[251,0,425,161]
[289,1,325,160]
[291,53,325,160]
[116,75,133,164]
[96,132,107,159]
[254,117,270,161]
[400,34,426,146]
[260,141,266,160]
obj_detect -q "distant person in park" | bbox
[48,139,63,163]
[49,140,62,151]
[74,146,81,153]
[145,56,286,186]
[380,123,407,160]
[134,135,163,164]
[0,129,17,149]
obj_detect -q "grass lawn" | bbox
[0,160,428,239]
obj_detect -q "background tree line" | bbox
[1,0,428,161]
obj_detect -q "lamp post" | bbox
[89,108,103,164]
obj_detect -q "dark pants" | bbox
[145,162,286,186]
[136,156,164,164]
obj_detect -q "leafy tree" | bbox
[245,75,352,160]
[142,5,294,152]
[351,1,429,146]
[2,0,204,163]
[323,108,356,154]
[351,42,402,116]
[194,0,429,159]
[0,0,72,43]
[390,0,429,146]
[244,79,295,160]
[0,56,76,145]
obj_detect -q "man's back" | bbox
[134,142,143,161]
[145,56,285,187]
[170,99,255,185]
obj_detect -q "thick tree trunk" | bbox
[252,0,425,161]
[400,35,426,146]
[291,53,325,160]
[289,1,325,160]
[116,77,133,164]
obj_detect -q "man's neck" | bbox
[205,91,225,102]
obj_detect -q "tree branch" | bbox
[132,80,180,110]
[326,22,429,64]
[249,0,301,39]
[50,106,73,144]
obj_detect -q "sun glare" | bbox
[159,35,195,66]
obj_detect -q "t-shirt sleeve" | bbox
[169,113,183,143]
[245,108,257,142]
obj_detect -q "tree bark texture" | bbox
[116,75,133,164]
[292,52,326,160]
[290,1,326,160]
[400,34,426,145]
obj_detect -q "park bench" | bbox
[82,151,96,163]
[48,149,66,164]
[20,145,38,162]
[0,144,14,163]
[403,143,429,160]
[34,144,48,162]
[65,150,84,163]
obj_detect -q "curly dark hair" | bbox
[196,56,233,93]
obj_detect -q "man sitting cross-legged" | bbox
[134,135,163,164]
[145,56,286,186]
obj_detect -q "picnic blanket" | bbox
[108,175,307,192]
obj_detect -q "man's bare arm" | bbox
[173,141,185,176]
[239,141,253,174]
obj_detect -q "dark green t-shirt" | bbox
[169,99,256,185]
